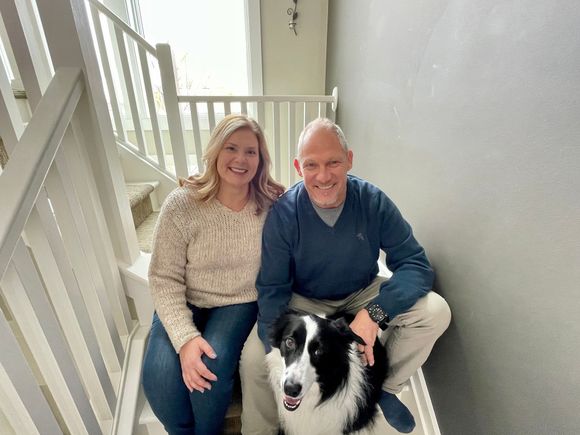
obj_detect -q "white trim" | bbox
[410,368,441,435]
[111,324,149,435]
[244,0,263,95]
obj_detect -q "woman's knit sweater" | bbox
[148,186,266,352]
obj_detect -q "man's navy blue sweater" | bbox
[256,175,434,345]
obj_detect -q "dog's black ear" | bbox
[269,310,296,349]
[331,317,366,346]
[269,317,285,349]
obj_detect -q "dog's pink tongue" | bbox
[284,396,300,406]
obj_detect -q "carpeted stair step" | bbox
[126,182,157,228]
[136,211,159,253]
[126,181,161,253]
[1,137,8,169]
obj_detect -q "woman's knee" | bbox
[142,318,184,396]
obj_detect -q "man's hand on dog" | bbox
[350,309,380,366]
[179,336,218,393]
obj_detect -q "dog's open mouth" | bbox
[283,395,302,411]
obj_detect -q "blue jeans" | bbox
[142,302,258,435]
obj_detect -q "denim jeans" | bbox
[142,302,258,435]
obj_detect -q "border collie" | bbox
[266,312,388,435]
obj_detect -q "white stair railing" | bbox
[87,0,338,186]
[88,0,188,179]
[179,90,338,187]
[0,67,133,434]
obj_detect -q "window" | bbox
[134,0,255,96]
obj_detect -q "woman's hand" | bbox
[179,336,218,393]
[349,309,380,367]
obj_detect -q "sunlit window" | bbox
[137,0,249,96]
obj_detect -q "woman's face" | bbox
[216,128,260,190]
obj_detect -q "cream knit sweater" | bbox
[148,186,266,352]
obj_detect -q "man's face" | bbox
[294,127,353,209]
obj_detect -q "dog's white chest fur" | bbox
[266,347,372,435]
[266,349,345,434]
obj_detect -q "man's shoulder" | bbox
[347,175,386,201]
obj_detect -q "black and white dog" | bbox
[266,312,388,435]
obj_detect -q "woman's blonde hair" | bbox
[180,114,285,214]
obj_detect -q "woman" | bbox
[142,114,284,434]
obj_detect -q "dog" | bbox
[266,311,388,435]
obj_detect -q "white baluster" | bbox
[273,102,281,182]
[189,101,203,174]
[157,43,188,178]
[139,46,165,169]
[115,27,146,154]
[4,241,101,434]
[288,101,296,186]
[0,312,60,434]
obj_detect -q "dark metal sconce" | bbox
[287,0,298,35]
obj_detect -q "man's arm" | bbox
[256,207,294,351]
[350,191,433,366]
[373,192,434,319]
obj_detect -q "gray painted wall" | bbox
[326,1,580,434]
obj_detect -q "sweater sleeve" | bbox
[373,192,434,318]
[256,207,294,351]
[148,192,200,353]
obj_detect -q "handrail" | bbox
[0,68,84,277]
[116,138,177,181]
[87,0,156,56]
[178,95,336,103]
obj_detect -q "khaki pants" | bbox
[239,277,451,435]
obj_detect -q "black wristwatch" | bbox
[365,303,389,330]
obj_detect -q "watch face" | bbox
[367,304,386,323]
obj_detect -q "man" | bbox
[240,118,451,434]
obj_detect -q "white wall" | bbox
[326,1,580,434]
[260,0,327,95]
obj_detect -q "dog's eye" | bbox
[284,337,295,349]
[314,348,323,357]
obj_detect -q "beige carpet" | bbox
[0,138,8,169]
[135,211,159,253]
[126,183,155,228]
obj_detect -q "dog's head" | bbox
[269,311,365,411]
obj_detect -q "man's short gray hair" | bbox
[296,118,349,158]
